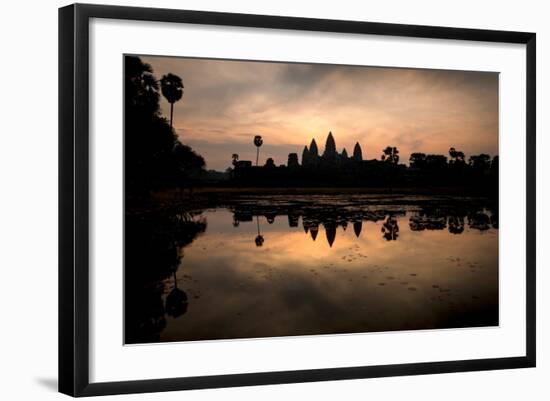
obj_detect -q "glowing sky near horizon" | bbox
[141,55,499,171]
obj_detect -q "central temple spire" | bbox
[323,131,337,158]
[353,142,363,161]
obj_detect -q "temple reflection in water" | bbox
[230,200,497,247]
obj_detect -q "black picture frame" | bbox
[59,3,536,397]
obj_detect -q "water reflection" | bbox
[125,196,498,344]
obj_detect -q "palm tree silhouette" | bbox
[381,146,399,193]
[160,73,184,130]
[253,135,263,166]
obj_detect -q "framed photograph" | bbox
[59,3,536,397]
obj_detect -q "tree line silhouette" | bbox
[229,131,498,194]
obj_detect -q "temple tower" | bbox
[353,142,363,161]
[323,131,337,158]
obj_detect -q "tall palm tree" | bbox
[381,146,399,193]
[253,135,263,166]
[160,73,184,130]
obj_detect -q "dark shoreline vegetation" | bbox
[124,56,499,344]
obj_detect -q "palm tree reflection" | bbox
[381,215,399,241]
[255,215,265,247]
[165,270,188,318]
[468,212,491,231]
[448,215,465,234]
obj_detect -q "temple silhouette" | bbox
[301,131,364,168]
[234,131,367,175]
[231,131,387,187]
[229,131,498,193]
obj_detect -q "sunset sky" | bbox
[141,55,499,172]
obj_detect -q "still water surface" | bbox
[125,195,498,344]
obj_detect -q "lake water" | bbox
[125,195,498,344]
